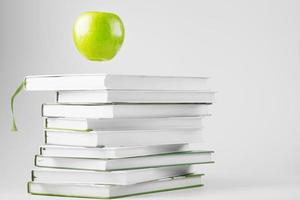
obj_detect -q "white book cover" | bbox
[44,128,203,147]
[56,90,215,103]
[35,151,214,171]
[31,165,194,185]
[24,74,209,91]
[28,174,204,199]
[40,144,191,159]
[45,117,205,131]
[42,104,210,119]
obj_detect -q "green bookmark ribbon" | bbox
[11,80,26,132]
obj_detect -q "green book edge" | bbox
[36,150,214,160]
[27,174,204,199]
[28,185,203,199]
[34,158,214,171]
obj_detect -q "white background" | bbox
[0,0,299,199]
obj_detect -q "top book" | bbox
[24,74,209,91]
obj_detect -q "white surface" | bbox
[1,177,299,200]
[0,0,300,199]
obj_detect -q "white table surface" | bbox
[1,177,299,200]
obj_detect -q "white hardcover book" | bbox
[28,174,203,199]
[45,117,204,131]
[31,165,193,185]
[56,90,214,103]
[42,104,210,119]
[35,151,213,171]
[40,144,191,159]
[24,74,208,91]
[44,129,203,147]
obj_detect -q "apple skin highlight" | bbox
[73,12,125,61]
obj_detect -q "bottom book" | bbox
[28,174,203,199]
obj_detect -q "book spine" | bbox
[34,155,38,168]
[41,104,45,117]
[26,182,31,194]
[43,118,48,129]
[31,170,35,181]
[39,146,43,155]
[55,91,59,103]
[44,131,47,144]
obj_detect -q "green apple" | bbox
[73,11,125,61]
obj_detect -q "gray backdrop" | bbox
[0,0,299,199]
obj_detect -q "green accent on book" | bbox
[29,185,204,199]
[27,173,204,199]
[10,80,26,132]
[34,157,214,171]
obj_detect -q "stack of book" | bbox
[25,74,215,199]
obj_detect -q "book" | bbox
[28,174,203,199]
[24,74,208,91]
[44,129,203,147]
[35,151,213,171]
[42,104,210,119]
[31,165,193,185]
[45,116,204,131]
[40,144,191,159]
[56,90,215,103]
